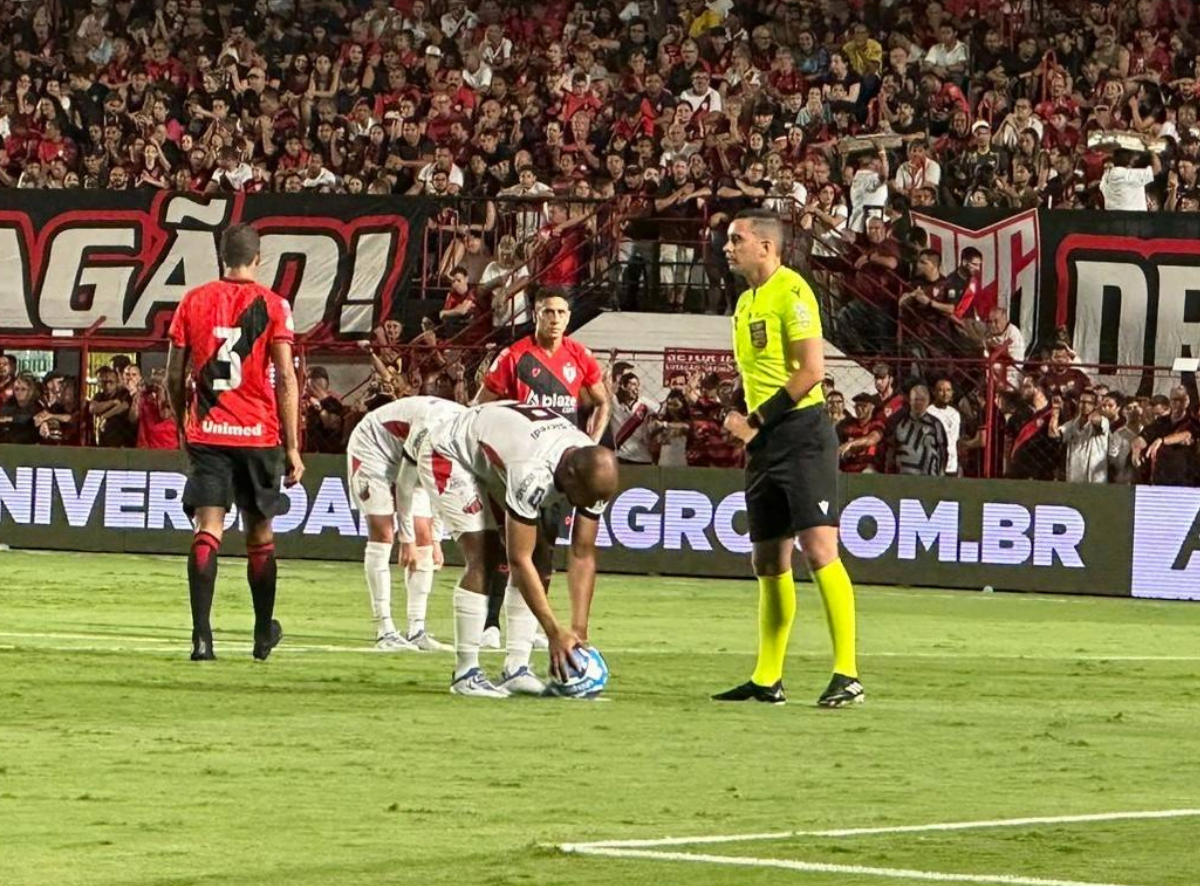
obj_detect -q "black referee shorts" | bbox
[183,444,287,519]
[745,406,839,543]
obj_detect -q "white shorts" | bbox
[417,443,496,539]
[347,453,435,521]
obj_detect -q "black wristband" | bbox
[749,386,798,429]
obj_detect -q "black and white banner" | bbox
[0,191,434,342]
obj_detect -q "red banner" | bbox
[661,348,739,386]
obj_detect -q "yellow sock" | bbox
[813,558,858,678]
[750,572,796,686]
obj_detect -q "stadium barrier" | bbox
[3,444,1196,601]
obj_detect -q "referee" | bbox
[712,209,863,707]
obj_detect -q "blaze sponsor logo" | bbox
[0,192,412,339]
[524,391,576,410]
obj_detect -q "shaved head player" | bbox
[417,402,618,697]
[167,224,304,662]
[713,209,863,707]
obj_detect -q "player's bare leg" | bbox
[188,506,226,660]
[402,515,449,651]
[244,512,284,661]
[363,514,416,651]
[448,530,509,697]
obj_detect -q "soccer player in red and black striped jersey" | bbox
[166,224,304,662]
[473,290,610,641]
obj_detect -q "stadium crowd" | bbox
[4,339,1200,486]
[4,0,1200,482]
[2,0,1200,315]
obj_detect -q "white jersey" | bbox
[610,395,658,464]
[433,401,607,521]
[926,404,961,476]
[349,396,466,479]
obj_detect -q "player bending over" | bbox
[346,391,464,651]
[166,224,304,661]
[417,402,618,697]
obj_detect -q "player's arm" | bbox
[394,454,419,546]
[726,337,825,444]
[165,343,189,443]
[471,348,511,404]
[582,380,610,443]
[271,340,305,486]
[566,511,600,642]
[473,384,503,404]
[505,511,581,681]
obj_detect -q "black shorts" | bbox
[183,444,287,519]
[745,406,839,543]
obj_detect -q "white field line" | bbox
[3,630,1200,661]
[560,809,1200,886]
[566,809,1200,850]
[561,846,1150,886]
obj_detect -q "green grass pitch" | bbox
[2,549,1199,886]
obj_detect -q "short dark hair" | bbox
[619,371,638,386]
[960,246,983,263]
[611,360,634,380]
[733,208,784,250]
[451,265,469,278]
[220,224,260,269]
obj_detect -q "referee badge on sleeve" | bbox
[793,300,813,331]
[749,319,768,348]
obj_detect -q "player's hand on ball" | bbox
[285,449,305,487]
[723,411,757,443]
[548,626,586,682]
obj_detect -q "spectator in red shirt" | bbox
[838,393,884,473]
[535,200,589,298]
[134,375,180,450]
[439,266,489,341]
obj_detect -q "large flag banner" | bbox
[0,191,435,343]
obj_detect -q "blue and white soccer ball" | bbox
[546,646,609,699]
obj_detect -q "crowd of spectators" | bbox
[5,0,1200,320]
[828,356,1200,486]
[4,339,1200,486]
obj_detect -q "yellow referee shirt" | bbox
[732,265,825,414]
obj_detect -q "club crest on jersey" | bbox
[564,364,577,383]
[749,319,768,348]
[463,498,483,515]
[531,367,541,378]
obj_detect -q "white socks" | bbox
[405,545,435,637]
[364,541,395,637]
[453,586,488,678]
[503,584,538,675]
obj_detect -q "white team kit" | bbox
[610,395,658,464]
[418,401,608,699]
[347,395,465,526]
[345,396,465,653]
[418,401,605,538]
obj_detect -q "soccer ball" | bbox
[546,646,609,698]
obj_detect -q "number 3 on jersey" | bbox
[212,326,243,392]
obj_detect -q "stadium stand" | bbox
[2,0,1199,486]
